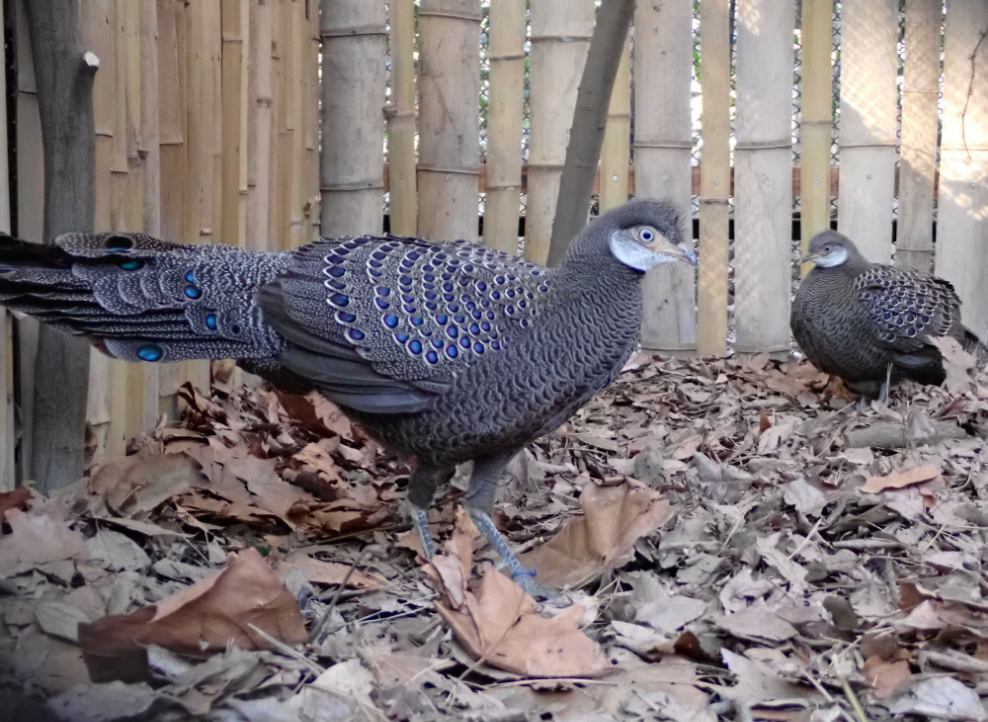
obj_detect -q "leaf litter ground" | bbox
[5,352,988,720]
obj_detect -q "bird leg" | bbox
[465,454,557,598]
[406,464,455,560]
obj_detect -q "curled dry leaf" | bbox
[0,506,87,576]
[0,485,31,523]
[518,479,673,589]
[931,336,978,394]
[279,551,389,590]
[861,465,940,495]
[82,451,206,518]
[78,548,306,683]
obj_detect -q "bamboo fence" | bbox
[2,2,988,485]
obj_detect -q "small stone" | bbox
[633,444,664,487]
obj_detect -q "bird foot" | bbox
[409,505,436,560]
[467,507,558,599]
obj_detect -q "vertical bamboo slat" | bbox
[598,33,630,213]
[221,0,247,247]
[483,0,526,252]
[247,0,273,251]
[634,0,695,353]
[287,2,305,246]
[0,0,11,490]
[387,0,418,237]
[417,0,482,242]
[799,0,832,269]
[319,0,387,237]
[897,0,942,273]
[269,2,283,246]
[525,0,593,263]
[304,6,320,242]
[734,0,796,354]
[696,0,730,356]
[837,0,897,263]
[935,0,988,338]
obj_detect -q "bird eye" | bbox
[639,228,654,243]
[824,246,831,253]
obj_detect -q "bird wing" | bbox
[853,265,960,356]
[258,234,555,414]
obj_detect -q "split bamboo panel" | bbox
[158,0,191,417]
[304,7,320,242]
[418,0,482,242]
[246,0,273,251]
[734,0,796,354]
[269,2,283,247]
[275,0,292,249]
[483,0,526,252]
[897,0,942,273]
[634,0,695,353]
[14,0,42,480]
[598,33,630,213]
[696,0,730,357]
[0,0,11,491]
[387,0,417,237]
[287,1,305,247]
[221,0,248,247]
[319,0,387,237]
[837,0,897,263]
[935,0,988,338]
[525,0,593,263]
[799,0,832,269]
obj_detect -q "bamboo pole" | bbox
[598,32,630,213]
[897,0,942,273]
[275,0,291,249]
[246,0,273,251]
[634,0,695,353]
[483,0,526,251]
[799,0,832,271]
[417,0,482,242]
[0,0,11,490]
[319,0,387,237]
[934,0,988,338]
[13,0,42,481]
[734,0,796,354]
[221,0,247,247]
[837,0,897,263]
[304,6,321,242]
[269,1,283,247]
[525,0,593,262]
[696,0,730,356]
[288,1,304,247]
[386,0,418,237]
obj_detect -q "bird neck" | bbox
[549,251,645,327]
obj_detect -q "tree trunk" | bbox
[546,0,635,267]
[24,2,97,492]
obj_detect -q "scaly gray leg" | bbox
[878,380,889,403]
[406,464,455,560]
[465,453,557,598]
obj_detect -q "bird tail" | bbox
[961,327,988,370]
[0,232,287,365]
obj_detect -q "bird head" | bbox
[584,199,697,273]
[800,230,859,268]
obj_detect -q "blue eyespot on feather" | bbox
[348,328,365,341]
[184,285,202,300]
[138,344,164,362]
[491,341,501,350]
[120,259,143,271]
[399,276,412,286]
[446,346,458,359]
[205,314,218,330]
[329,293,350,307]
[431,339,443,348]
[426,350,439,364]
[376,299,390,309]
[436,315,447,325]
[474,342,484,354]
[481,322,490,332]
[411,317,423,326]
[409,339,423,355]
[470,324,480,335]
[185,270,196,283]
[376,286,391,296]
[447,327,458,339]
[337,311,357,323]
[396,333,410,343]
[383,314,399,328]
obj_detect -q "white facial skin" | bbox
[811,244,848,268]
[609,225,697,272]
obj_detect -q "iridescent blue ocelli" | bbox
[138,344,164,362]
[426,350,439,364]
[348,328,366,341]
[329,293,350,307]
[184,285,202,300]
[460,337,471,349]
[205,314,218,330]
[395,333,410,343]
[447,326,458,338]
[120,259,143,271]
[411,317,423,326]
[383,314,399,328]
[337,311,357,323]
[409,339,423,355]
[327,266,346,277]
[376,298,390,309]
[446,345,458,358]
[474,342,484,354]
[376,286,391,296]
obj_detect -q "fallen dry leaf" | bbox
[861,465,940,494]
[0,485,31,523]
[83,451,205,517]
[518,479,673,589]
[862,656,911,698]
[932,336,978,394]
[280,551,389,590]
[78,548,306,683]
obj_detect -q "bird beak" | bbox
[799,251,822,266]
[677,244,699,267]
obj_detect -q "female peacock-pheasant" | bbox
[792,230,988,403]
[0,199,696,596]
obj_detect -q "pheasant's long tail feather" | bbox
[0,232,288,364]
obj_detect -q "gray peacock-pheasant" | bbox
[792,230,988,403]
[0,198,696,596]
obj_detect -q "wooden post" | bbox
[221,0,248,247]
[0,0,12,491]
[634,0,695,353]
[417,0,482,242]
[597,32,630,213]
[246,0,273,251]
[525,0,593,262]
[799,0,832,270]
[483,0,526,253]
[25,0,98,491]
[734,0,796,355]
[387,0,418,238]
[837,0,898,263]
[319,0,387,237]
[935,0,988,338]
[897,0,942,273]
[696,0,730,356]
